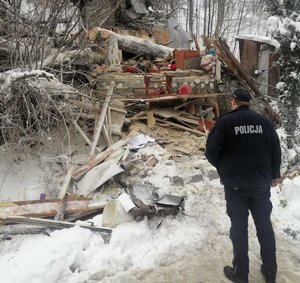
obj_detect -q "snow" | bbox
[0,201,206,282]
[267,16,281,36]
[290,41,297,51]
[0,151,300,282]
[290,71,298,79]
[276,81,286,90]
[235,34,280,49]
[272,176,300,233]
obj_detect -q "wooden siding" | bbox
[242,40,259,76]
[268,52,280,97]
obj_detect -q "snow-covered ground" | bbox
[0,152,299,283]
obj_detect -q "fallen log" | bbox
[90,27,174,59]
[0,198,90,218]
[41,48,106,68]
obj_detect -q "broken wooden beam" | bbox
[156,118,206,136]
[90,27,174,59]
[72,132,137,181]
[0,216,112,234]
[118,93,227,102]
[90,81,115,157]
[0,197,92,218]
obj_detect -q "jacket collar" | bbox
[229,105,249,114]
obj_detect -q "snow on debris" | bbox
[272,176,300,236]
[235,34,280,49]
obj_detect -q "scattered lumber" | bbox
[90,81,115,157]
[55,166,78,221]
[203,36,280,125]
[118,93,227,102]
[156,118,206,136]
[72,132,137,181]
[0,216,112,234]
[0,224,49,239]
[0,197,103,218]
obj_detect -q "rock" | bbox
[207,170,219,180]
[170,176,184,186]
[186,174,204,184]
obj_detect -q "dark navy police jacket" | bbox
[205,106,281,188]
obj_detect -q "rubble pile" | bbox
[0,0,281,241]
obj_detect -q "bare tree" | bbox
[214,0,226,37]
[188,0,194,35]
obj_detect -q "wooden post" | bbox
[58,165,78,200]
[55,165,78,221]
[89,82,115,158]
[72,119,101,153]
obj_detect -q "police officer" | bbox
[205,89,281,283]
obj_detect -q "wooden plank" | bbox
[217,39,280,125]
[152,108,183,118]
[184,57,201,70]
[156,118,206,136]
[58,166,78,200]
[72,132,137,181]
[0,216,112,234]
[90,81,115,157]
[175,49,185,70]
[268,52,280,97]
[118,93,227,102]
[72,119,101,153]
[242,40,259,76]
[146,111,156,128]
[0,199,90,218]
[174,116,199,125]
[217,39,262,96]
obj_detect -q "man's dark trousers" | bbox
[224,185,277,281]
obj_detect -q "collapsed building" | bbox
[0,0,282,237]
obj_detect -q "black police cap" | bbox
[232,89,252,102]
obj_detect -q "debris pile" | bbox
[0,0,281,241]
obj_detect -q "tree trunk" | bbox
[204,0,207,35]
[188,0,194,35]
[214,0,226,37]
[233,0,246,54]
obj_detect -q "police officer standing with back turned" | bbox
[205,89,281,283]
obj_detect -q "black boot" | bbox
[223,266,248,283]
[260,264,276,283]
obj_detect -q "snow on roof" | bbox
[235,34,280,49]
